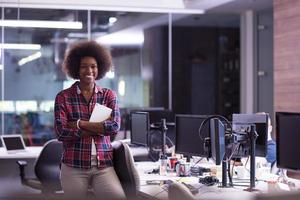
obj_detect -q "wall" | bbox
[255,8,274,124]
[274,0,300,112]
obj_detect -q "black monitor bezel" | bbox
[210,118,226,165]
[130,111,150,146]
[276,112,300,171]
[175,114,211,158]
[232,113,268,157]
[144,110,174,124]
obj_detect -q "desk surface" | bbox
[0,146,42,159]
[135,161,254,200]
[134,160,300,200]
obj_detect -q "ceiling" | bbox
[1,0,273,72]
[207,0,273,13]
[1,0,273,47]
[2,0,273,14]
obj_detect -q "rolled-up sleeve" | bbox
[102,91,120,136]
[54,93,81,142]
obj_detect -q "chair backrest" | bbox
[112,141,140,198]
[168,182,195,200]
[34,139,63,192]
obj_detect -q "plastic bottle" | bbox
[159,155,168,176]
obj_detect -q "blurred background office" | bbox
[3,0,300,198]
[0,0,276,147]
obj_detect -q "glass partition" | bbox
[0,6,241,145]
[0,7,170,145]
[1,8,3,137]
[1,8,89,145]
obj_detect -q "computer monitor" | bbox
[146,110,175,124]
[276,112,300,171]
[232,113,268,157]
[175,114,210,158]
[123,107,164,131]
[210,118,226,165]
[0,134,27,153]
[130,112,149,146]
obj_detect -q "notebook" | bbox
[1,135,27,154]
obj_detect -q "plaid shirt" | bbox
[54,81,120,169]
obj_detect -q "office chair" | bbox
[168,182,195,200]
[16,139,63,194]
[112,140,140,199]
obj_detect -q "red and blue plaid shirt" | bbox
[54,81,120,169]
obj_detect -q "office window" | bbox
[0,7,170,146]
[91,11,169,108]
[0,8,89,145]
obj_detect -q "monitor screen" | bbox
[276,112,300,171]
[1,135,26,151]
[130,112,149,146]
[232,113,268,157]
[123,107,164,131]
[210,118,226,165]
[146,110,175,124]
[175,114,210,158]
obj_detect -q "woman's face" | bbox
[79,56,98,84]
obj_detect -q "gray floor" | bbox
[0,158,43,199]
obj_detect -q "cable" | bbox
[198,115,232,141]
[231,157,237,180]
[152,185,169,198]
[223,143,240,162]
[244,156,250,172]
[227,160,233,186]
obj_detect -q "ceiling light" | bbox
[105,69,115,79]
[118,80,126,96]
[0,43,41,50]
[109,17,117,24]
[0,20,83,29]
[97,31,144,46]
[18,51,42,66]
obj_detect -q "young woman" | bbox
[54,40,126,199]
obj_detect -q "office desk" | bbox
[134,161,293,200]
[0,146,42,178]
[0,146,42,159]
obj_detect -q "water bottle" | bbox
[159,155,167,176]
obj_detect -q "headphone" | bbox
[199,176,219,186]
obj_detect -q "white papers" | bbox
[89,103,112,122]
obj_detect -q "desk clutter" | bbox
[135,155,300,200]
[128,112,300,199]
[158,155,214,178]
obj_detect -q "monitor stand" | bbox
[244,125,260,192]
